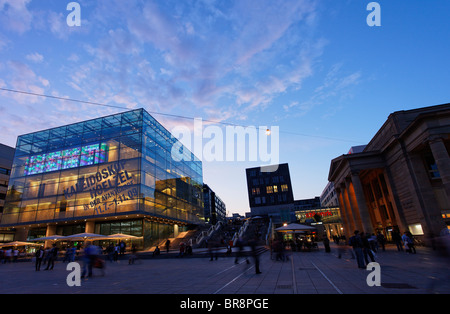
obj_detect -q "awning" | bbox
[30,235,67,242]
[93,234,141,240]
[63,233,106,241]
[0,241,41,248]
[275,223,316,233]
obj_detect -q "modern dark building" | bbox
[0,144,15,244]
[246,163,294,218]
[1,109,204,249]
[203,184,226,225]
[328,103,450,243]
[293,197,321,210]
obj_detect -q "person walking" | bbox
[376,232,386,252]
[35,246,44,271]
[165,239,171,253]
[361,232,376,264]
[249,236,262,274]
[349,230,365,269]
[402,232,416,254]
[113,244,120,262]
[208,239,218,261]
[392,229,403,251]
[234,237,249,264]
[4,248,12,263]
[129,244,138,264]
[323,236,331,253]
[81,242,100,278]
[106,243,114,262]
[45,244,58,270]
[119,241,126,255]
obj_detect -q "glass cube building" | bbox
[0,109,204,249]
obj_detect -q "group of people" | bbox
[105,241,127,262]
[34,244,60,271]
[31,240,131,274]
[0,247,22,264]
[271,237,321,261]
[233,236,262,274]
[348,229,416,269]
[392,230,416,253]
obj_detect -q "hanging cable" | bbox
[0,87,365,144]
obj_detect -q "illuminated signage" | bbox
[63,160,137,215]
[305,211,334,218]
[24,143,108,176]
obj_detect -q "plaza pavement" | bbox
[0,243,449,295]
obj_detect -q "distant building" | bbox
[347,145,366,154]
[245,163,294,219]
[329,103,450,243]
[293,197,321,210]
[203,184,226,225]
[320,181,339,207]
[0,144,15,244]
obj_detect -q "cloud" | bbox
[26,52,44,63]
[284,63,362,117]
[0,0,33,34]
[1,61,50,105]
[57,0,322,125]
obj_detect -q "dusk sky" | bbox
[1,0,449,216]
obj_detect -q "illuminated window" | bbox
[424,153,440,178]
[273,185,278,193]
[266,186,273,194]
[281,184,288,192]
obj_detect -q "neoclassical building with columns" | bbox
[328,103,450,243]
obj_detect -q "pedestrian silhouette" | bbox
[249,236,261,274]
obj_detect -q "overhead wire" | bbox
[0,87,364,144]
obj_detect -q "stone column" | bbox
[340,182,357,235]
[45,225,57,248]
[335,187,351,239]
[346,177,364,232]
[85,221,95,233]
[429,137,450,201]
[350,172,374,234]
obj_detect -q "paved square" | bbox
[0,243,449,295]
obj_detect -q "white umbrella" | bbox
[30,235,66,242]
[275,223,316,233]
[63,233,105,241]
[94,234,141,240]
[0,241,41,248]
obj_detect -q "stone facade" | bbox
[328,104,450,243]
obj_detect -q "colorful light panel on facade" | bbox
[24,143,108,176]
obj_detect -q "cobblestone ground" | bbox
[0,243,448,295]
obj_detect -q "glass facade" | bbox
[1,109,204,248]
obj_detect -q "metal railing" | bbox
[195,221,224,245]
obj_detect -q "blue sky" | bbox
[1,0,449,216]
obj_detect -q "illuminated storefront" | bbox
[0,109,204,249]
[295,207,343,239]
